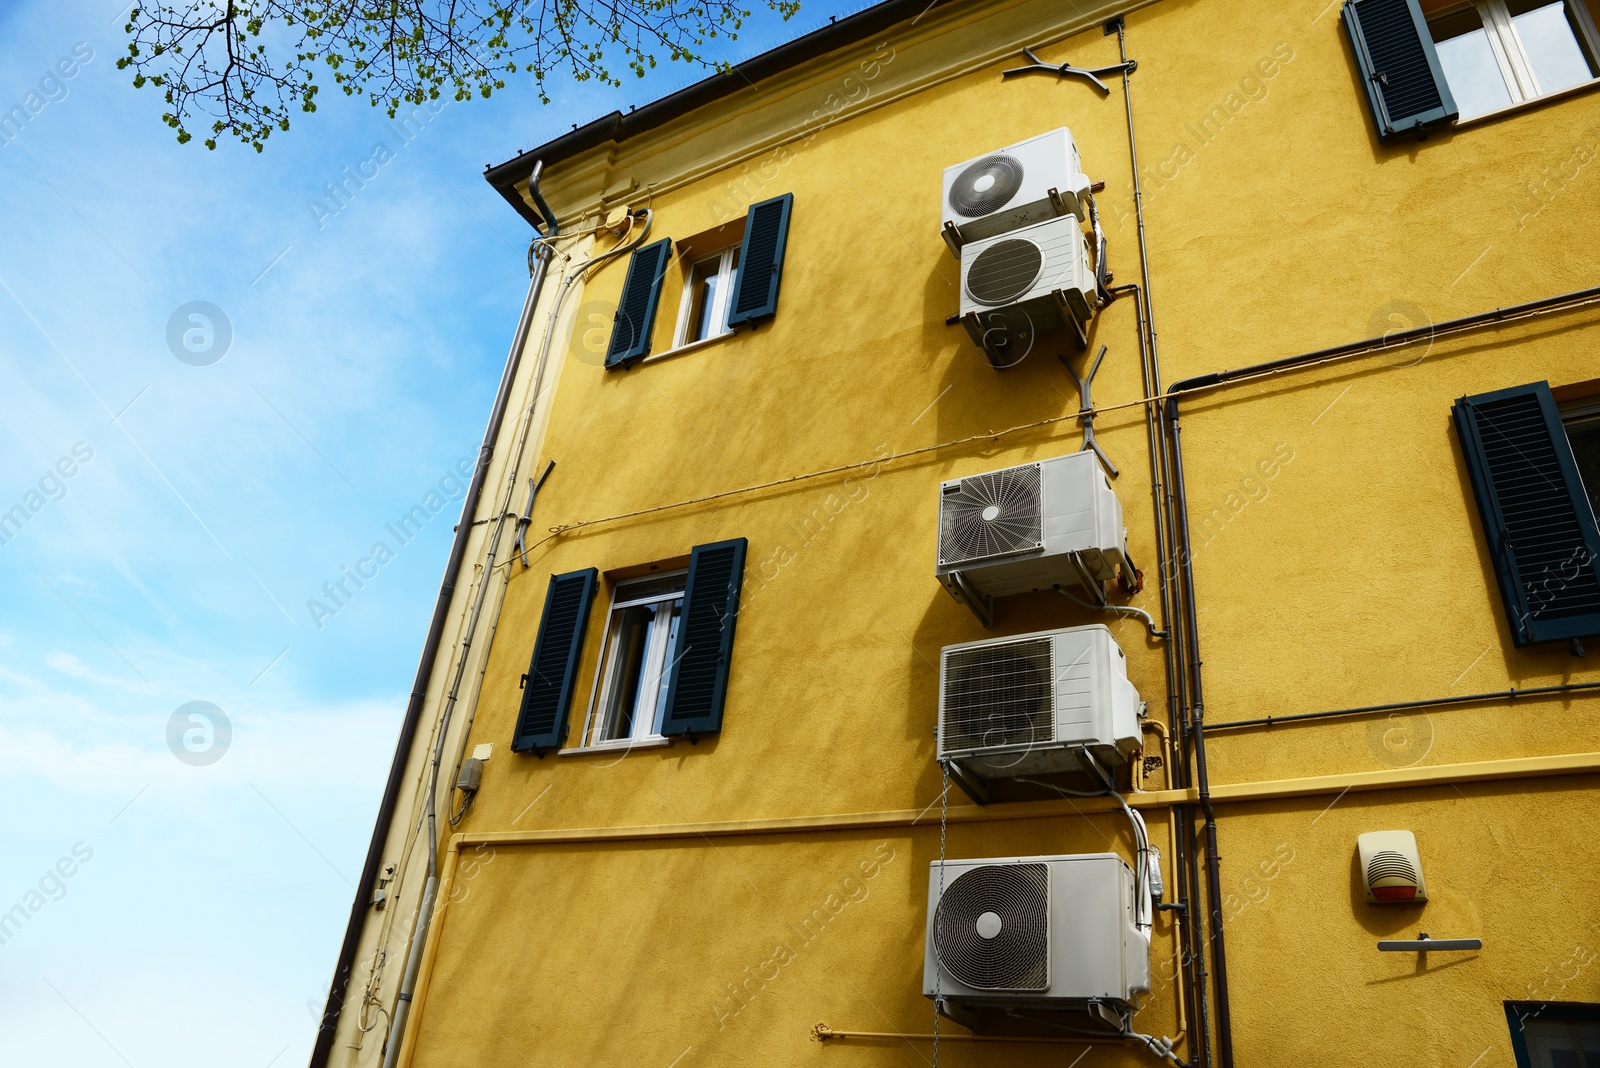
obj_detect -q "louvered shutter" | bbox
[1342,0,1458,141]
[660,539,748,737]
[727,194,794,329]
[605,239,673,369]
[1453,383,1600,647]
[511,568,599,753]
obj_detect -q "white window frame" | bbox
[567,572,686,753]
[1432,0,1600,114]
[667,245,739,353]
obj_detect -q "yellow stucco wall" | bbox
[384,0,1600,1065]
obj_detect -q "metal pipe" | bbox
[1168,283,1600,400]
[1111,13,1210,1064]
[813,1024,1099,1044]
[1151,276,1600,1068]
[1206,680,1600,733]
[381,208,655,1068]
[1164,397,1236,1068]
[308,161,557,1068]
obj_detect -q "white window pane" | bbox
[683,257,722,344]
[650,603,683,730]
[1510,2,1597,92]
[600,604,656,740]
[697,270,723,340]
[1435,23,1518,116]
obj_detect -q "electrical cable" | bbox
[1054,584,1168,638]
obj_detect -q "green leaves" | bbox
[122,1,800,150]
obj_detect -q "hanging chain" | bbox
[934,759,950,1068]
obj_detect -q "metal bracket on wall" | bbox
[1060,344,1119,478]
[947,569,995,629]
[941,757,991,806]
[1377,933,1484,952]
[1002,46,1137,94]
[512,459,556,567]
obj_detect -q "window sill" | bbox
[1453,76,1600,130]
[644,330,735,364]
[558,735,671,756]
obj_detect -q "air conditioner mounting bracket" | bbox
[940,757,991,806]
[946,569,995,628]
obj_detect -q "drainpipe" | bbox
[307,161,556,1068]
[1162,397,1235,1068]
[1108,15,1210,1067]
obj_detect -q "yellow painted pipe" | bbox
[394,836,462,1068]
[812,1023,1096,1044]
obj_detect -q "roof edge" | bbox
[483,0,950,202]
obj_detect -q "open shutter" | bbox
[1453,383,1600,647]
[511,568,599,753]
[605,239,673,369]
[1342,0,1457,141]
[727,194,794,329]
[660,538,748,738]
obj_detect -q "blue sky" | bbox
[0,2,857,1064]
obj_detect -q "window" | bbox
[1453,382,1600,647]
[1561,396,1600,523]
[671,245,741,350]
[1427,0,1600,118]
[601,195,793,371]
[575,572,686,749]
[1506,1002,1600,1067]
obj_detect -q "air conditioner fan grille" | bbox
[948,154,1026,218]
[934,863,1050,991]
[938,464,1044,566]
[941,638,1054,754]
[965,239,1045,307]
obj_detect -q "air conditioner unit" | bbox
[924,853,1150,1027]
[938,625,1141,780]
[942,128,1091,249]
[937,451,1133,608]
[958,216,1096,359]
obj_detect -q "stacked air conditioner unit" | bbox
[937,624,1142,783]
[924,854,1150,1029]
[923,449,1153,1034]
[941,128,1101,361]
[936,451,1136,613]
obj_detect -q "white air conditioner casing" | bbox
[923,854,1150,1016]
[958,216,1096,356]
[942,128,1090,247]
[938,625,1141,776]
[937,451,1129,602]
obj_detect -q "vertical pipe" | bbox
[1113,17,1210,1066]
[1165,397,1236,1068]
[308,162,556,1068]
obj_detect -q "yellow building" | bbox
[309,0,1600,1065]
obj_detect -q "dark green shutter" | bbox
[660,539,748,738]
[605,239,673,369]
[511,568,599,753]
[727,194,794,329]
[1453,383,1600,647]
[1342,0,1458,141]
